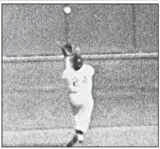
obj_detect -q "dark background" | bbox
[3,4,158,56]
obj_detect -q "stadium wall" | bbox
[3,4,158,56]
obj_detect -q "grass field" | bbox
[2,58,158,146]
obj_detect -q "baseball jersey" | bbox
[62,64,95,95]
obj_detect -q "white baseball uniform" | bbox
[62,58,95,133]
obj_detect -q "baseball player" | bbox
[61,44,95,146]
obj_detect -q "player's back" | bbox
[64,64,94,106]
[63,64,95,94]
[75,64,94,93]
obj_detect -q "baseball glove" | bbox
[61,44,73,57]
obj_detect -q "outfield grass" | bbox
[3,59,158,131]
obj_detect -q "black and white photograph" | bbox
[2,1,159,147]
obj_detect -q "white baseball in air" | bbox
[64,6,71,14]
[75,46,81,54]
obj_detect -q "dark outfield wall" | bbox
[3,59,158,130]
[3,4,158,56]
[3,4,66,56]
[136,5,158,52]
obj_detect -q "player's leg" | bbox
[73,108,89,143]
[66,107,84,146]
[67,98,94,146]
[77,100,94,130]
[66,104,80,147]
[74,99,94,143]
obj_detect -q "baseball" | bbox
[75,46,81,55]
[75,46,80,52]
[64,6,71,14]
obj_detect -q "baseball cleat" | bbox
[66,134,78,147]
